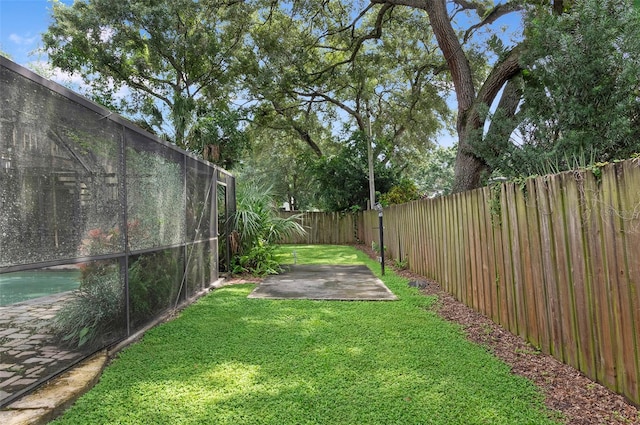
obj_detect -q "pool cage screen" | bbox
[0,56,236,407]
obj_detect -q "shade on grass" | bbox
[52,245,559,425]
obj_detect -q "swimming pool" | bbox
[0,270,81,306]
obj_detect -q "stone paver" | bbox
[0,293,84,407]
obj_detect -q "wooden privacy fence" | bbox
[278,211,362,245]
[284,159,640,406]
[360,160,640,406]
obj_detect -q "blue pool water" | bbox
[0,270,81,306]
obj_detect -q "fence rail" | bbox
[288,161,640,406]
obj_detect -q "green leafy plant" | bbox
[54,227,182,347]
[230,182,306,276]
[310,131,400,211]
[52,266,124,348]
[231,239,281,276]
[371,241,387,254]
[393,257,409,270]
[128,250,181,327]
[481,0,640,180]
[379,179,421,206]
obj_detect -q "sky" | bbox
[0,0,73,67]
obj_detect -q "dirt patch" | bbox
[356,245,639,425]
[223,275,263,285]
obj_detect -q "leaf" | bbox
[78,327,92,347]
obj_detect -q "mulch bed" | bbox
[354,245,639,425]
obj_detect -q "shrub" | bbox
[230,183,306,276]
[379,179,420,206]
[128,250,181,327]
[52,266,124,349]
[231,239,281,276]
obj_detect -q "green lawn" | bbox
[52,245,559,425]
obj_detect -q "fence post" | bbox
[374,203,385,276]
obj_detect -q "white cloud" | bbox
[27,61,132,105]
[9,33,38,46]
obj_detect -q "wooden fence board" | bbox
[476,189,488,316]
[515,182,539,346]
[551,174,580,368]
[483,187,499,323]
[474,189,486,314]
[400,204,408,265]
[526,179,551,354]
[443,195,453,289]
[459,193,469,303]
[415,202,423,275]
[617,160,640,404]
[602,164,628,394]
[450,194,458,292]
[421,200,430,277]
[494,185,510,328]
[467,190,479,310]
[404,203,414,273]
[433,199,441,281]
[502,184,519,334]
[605,163,640,401]
[427,199,435,278]
[534,177,564,359]
[564,171,596,379]
[583,171,618,389]
[509,185,535,338]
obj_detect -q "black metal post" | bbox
[377,206,385,276]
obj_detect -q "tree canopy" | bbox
[42,0,640,207]
[472,0,640,178]
[43,0,252,166]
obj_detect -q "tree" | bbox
[237,127,320,211]
[188,106,250,170]
[347,0,513,192]
[379,178,421,206]
[474,0,640,179]
[343,0,579,192]
[243,3,452,192]
[509,0,640,176]
[412,145,456,196]
[43,0,251,166]
[311,131,400,211]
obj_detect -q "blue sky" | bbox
[0,0,73,66]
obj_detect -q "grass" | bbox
[52,245,559,425]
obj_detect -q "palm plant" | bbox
[230,183,306,275]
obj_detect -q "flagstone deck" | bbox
[0,293,83,405]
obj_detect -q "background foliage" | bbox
[41,0,640,204]
[477,0,640,178]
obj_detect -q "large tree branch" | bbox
[462,2,528,43]
[311,3,393,77]
[292,89,367,131]
[476,44,524,109]
[271,100,323,157]
[460,44,523,143]
[484,73,524,153]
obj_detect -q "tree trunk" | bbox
[372,0,525,192]
[423,0,488,193]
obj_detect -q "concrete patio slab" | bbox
[248,264,398,301]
